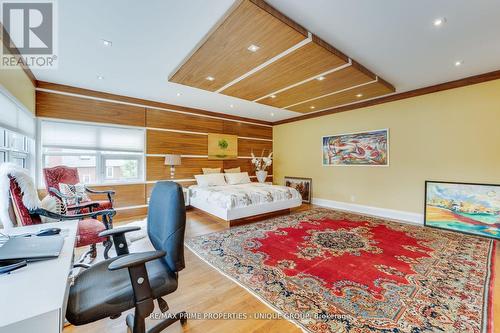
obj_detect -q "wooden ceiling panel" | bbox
[258,65,374,108]
[287,81,394,113]
[221,41,347,100]
[169,0,306,91]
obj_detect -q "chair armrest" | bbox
[108,251,165,271]
[66,201,100,211]
[85,187,116,195]
[108,251,163,318]
[30,208,116,221]
[85,187,115,204]
[48,187,72,200]
[98,226,141,238]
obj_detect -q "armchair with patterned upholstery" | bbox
[8,174,115,260]
[43,166,115,214]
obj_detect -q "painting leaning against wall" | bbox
[322,129,388,166]
[425,181,500,239]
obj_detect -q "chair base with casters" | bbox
[66,181,187,333]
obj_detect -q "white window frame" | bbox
[102,153,143,183]
[105,166,114,178]
[0,127,33,170]
[41,150,144,185]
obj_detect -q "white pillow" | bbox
[224,172,251,185]
[194,173,227,187]
[202,167,221,174]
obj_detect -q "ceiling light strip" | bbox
[146,128,272,142]
[253,60,352,102]
[237,136,272,142]
[146,154,208,158]
[284,79,378,110]
[215,34,313,93]
[146,127,208,136]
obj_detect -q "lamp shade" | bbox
[164,154,181,166]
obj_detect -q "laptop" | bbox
[0,235,64,263]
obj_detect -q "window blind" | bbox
[41,120,145,153]
[0,89,35,138]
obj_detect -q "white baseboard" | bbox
[311,198,423,225]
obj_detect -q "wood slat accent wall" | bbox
[36,88,273,221]
[36,91,146,126]
[147,157,223,181]
[147,130,208,155]
[222,120,272,139]
[88,184,146,208]
[223,159,273,176]
[146,108,224,133]
[38,184,146,209]
[238,138,273,156]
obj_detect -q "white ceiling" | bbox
[31,0,500,122]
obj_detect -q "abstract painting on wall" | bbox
[208,133,238,160]
[425,181,500,239]
[322,129,388,166]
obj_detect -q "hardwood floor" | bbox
[64,204,500,333]
[64,205,311,333]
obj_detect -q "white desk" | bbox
[0,221,77,333]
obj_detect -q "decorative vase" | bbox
[256,170,268,183]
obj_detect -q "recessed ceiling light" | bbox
[270,112,275,117]
[206,76,215,81]
[433,17,446,27]
[356,93,363,98]
[310,106,315,110]
[229,104,234,108]
[101,39,112,47]
[247,44,260,52]
[454,60,463,67]
[316,76,326,81]
[97,75,104,80]
[176,92,182,96]
[270,94,276,99]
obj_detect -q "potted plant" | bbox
[251,150,273,183]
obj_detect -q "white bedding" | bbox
[189,182,301,210]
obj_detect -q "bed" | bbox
[188,182,302,225]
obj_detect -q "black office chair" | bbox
[66,181,187,333]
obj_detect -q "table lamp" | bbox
[164,154,181,179]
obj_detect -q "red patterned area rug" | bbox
[186,208,497,333]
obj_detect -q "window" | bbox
[40,120,145,184]
[0,89,35,172]
[0,127,33,169]
[106,166,114,178]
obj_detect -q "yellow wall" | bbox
[274,79,500,214]
[0,46,35,113]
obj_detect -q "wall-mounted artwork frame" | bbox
[284,176,312,203]
[322,129,389,166]
[208,133,238,160]
[424,180,500,240]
